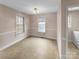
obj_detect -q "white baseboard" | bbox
[0,35,28,51]
[30,35,57,40]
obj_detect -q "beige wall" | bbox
[30,13,57,39]
[0,4,30,50]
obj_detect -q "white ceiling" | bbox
[0,0,58,14]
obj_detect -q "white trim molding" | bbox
[0,35,26,51]
[0,31,28,51]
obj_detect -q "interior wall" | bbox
[30,13,57,39]
[69,11,79,31]
[68,11,79,42]
[0,4,30,50]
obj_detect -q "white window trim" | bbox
[38,16,46,33]
[16,16,25,35]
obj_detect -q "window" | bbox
[16,16,24,34]
[38,16,46,32]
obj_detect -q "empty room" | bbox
[0,0,58,59]
[0,0,79,59]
